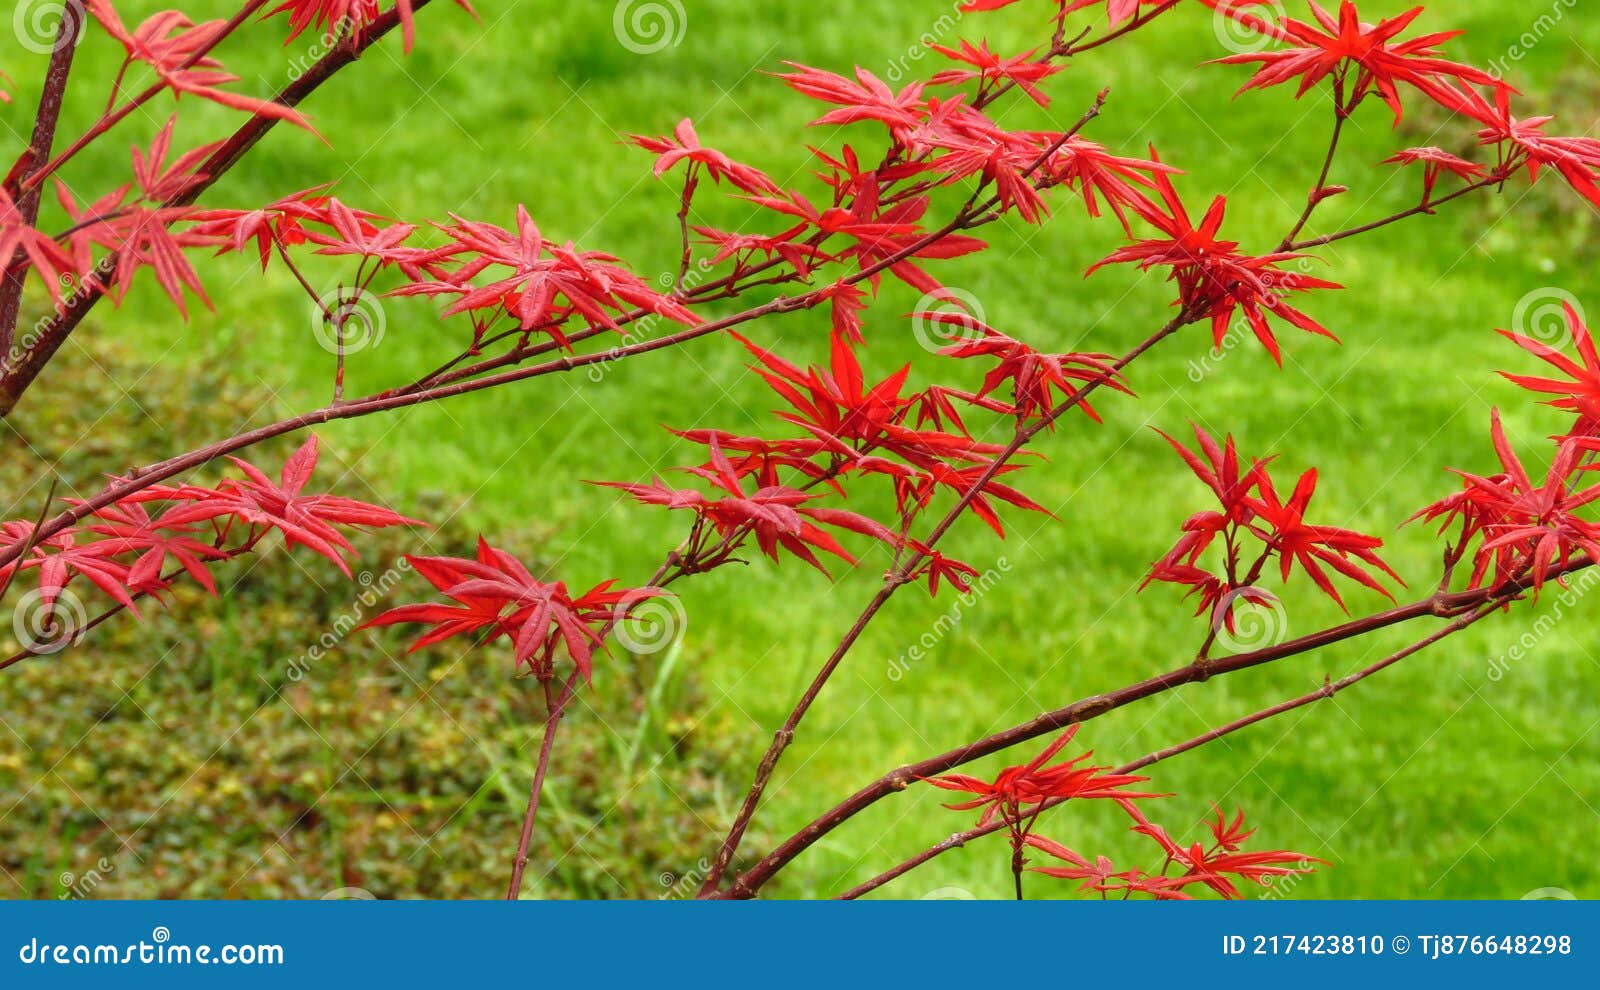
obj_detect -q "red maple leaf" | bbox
[1211,0,1500,124]
[265,0,478,54]
[364,537,662,682]
[87,1,311,128]
[627,117,779,195]
[927,40,1061,107]
[159,437,421,576]
[1249,466,1401,609]
[934,318,1131,425]
[187,186,348,270]
[0,521,138,614]
[1090,157,1341,365]
[1463,86,1600,210]
[0,188,75,310]
[82,500,232,596]
[393,205,699,340]
[597,439,897,577]
[1497,301,1600,434]
[776,62,927,141]
[1443,412,1600,592]
[1128,806,1324,899]
[922,726,1164,826]
[1382,146,1487,201]
[1025,834,1191,900]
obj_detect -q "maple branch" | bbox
[0,532,265,674]
[724,562,1575,898]
[1064,0,1182,58]
[18,0,273,194]
[675,165,698,288]
[694,93,1123,896]
[834,599,1502,899]
[699,315,1185,896]
[0,0,431,417]
[1286,172,1509,251]
[1277,74,1348,253]
[506,673,579,899]
[0,5,81,361]
[0,92,1119,575]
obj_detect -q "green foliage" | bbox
[0,340,758,898]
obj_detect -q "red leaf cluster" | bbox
[1415,304,1600,593]
[364,538,665,683]
[0,438,416,642]
[1089,162,1341,365]
[1144,424,1400,624]
[923,727,1323,900]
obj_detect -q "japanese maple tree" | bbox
[1,0,1596,900]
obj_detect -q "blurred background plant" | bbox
[0,337,759,898]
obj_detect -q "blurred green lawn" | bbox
[3,0,1599,898]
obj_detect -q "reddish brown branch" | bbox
[506,673,579,899]
[0,0,436,417]
[720,567,1560,898]
[694,93,1132,895]
[834,600,1503,899]
[0,108,1108,575]
[0,6,81,359]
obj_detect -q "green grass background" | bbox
[2,0,1598,898]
